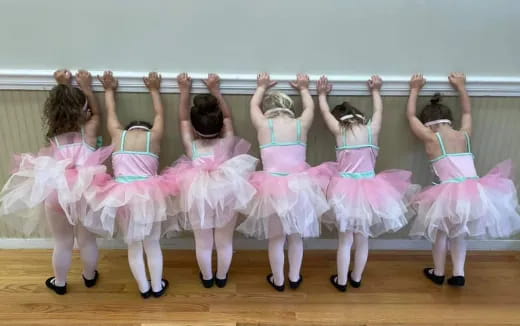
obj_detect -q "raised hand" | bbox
[97,71,118,90]
[177,73,192,93]
[202,73,220,94]
[54,69,72,85]
[368,75,383,91]
[448,72,466,91]
[410,73,426,91]
[75,70,93,90]
[257,72,277,89]
[317,75,332,95]
[290,73,310,91]
[144,72,162,91]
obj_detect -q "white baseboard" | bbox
[1,69,520,96]
[1,238,519,251]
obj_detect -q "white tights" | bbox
[193,216,237,280]
[336,231,369,285]
[127,223,164,293]
[268,233,303,286]
[432,231,466,277]
[46,206,99,287]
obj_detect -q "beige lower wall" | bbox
[1,90,519,239]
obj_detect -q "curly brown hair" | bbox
[43,84,87,139]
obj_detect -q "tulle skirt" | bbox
[323,169,418,238]
[0,147,111,236]
[237,164,331,239]
[162,154,258,233]
[410,160,520,241]
[85,175,174,243]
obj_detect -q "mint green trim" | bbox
[336,144,379,151]
[268,119,276,143]
[464,132,472,153]
[270,171,289,176]
[367,120,373,145]
[435,133,447,156]
[146,132,151,152]
[441,176,479,184]
[115,175,150,183]
[260,142,306,149]
[96,136,103,148]
[430,152,473,163]
[340,171,376,179]
[112,151,159,159]
[296,119,302,142]
[120,130,127,151]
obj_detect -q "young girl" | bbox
[162,73,257,288]
[237,73,329,292]
[0,69,111,295]
[86,71,170,298]
[317,75,415,292]
[407,73,520,286]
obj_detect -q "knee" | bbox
[339,232,354,247]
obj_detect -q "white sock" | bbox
[144,223,164,292]
[449,235,466,277]
[194,228,214,280]
[214,216,237,279]
[76,224,99,280]
[127,241,150,293]
[337,231,353,285]
[268,235,286,286]
[287,234,303,282]
[432,231,448,276]
[351,233,369,282]
[46,206,74,286]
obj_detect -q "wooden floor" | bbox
[0,250,519,326]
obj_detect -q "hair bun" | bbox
[193,94,219,114]
[430,93,442,105]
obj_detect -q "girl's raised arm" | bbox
[449,72,472,135]
[407,74,433,141]
[143,72,165,141]
[97,71,122,138]
[317,76,340,135]
[203,74,234,137]
[368,75,383,135]
[290,74,314,129]
[250,72,276,128]
[177,73,194,147]
[76,70,100,131]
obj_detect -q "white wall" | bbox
[0,0,518,78]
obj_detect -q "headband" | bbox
[340,114,365,122]
[264,108,295,118]
[424,119,452,127]
[194,129,220,138]
[128,125,151,131]
[82,100,89,112]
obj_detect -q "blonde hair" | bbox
[262,92,295,118]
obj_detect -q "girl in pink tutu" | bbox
[163,73,257,288]
[237,73,329,292]
[317,75,415,292]
[407,73,520,287]
[86,71,170,298]
[0,69,111,295]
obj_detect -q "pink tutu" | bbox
[236,163,332,239]
[0,144,112,236]
[85,174,175,243]
[324,168,418,237]
[162,137,258,234]
[410,160,520,241]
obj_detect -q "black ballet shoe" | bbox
[348,271,362,288]
[45,277,67,295]
[200,272,214,288]
[329,275,347,292]
[140,281,153,299]
[289,275,303,290]
[153,279,169,297]
[423,268,445,285]
[82,270,99,288]
[215,274,228,288]
[266,273,285,292]
[447,275,465,287]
